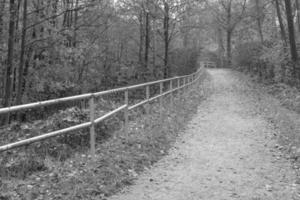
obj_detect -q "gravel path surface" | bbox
[109,69,299,200]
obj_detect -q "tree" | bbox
[274,0,288,45]
[0,0,202,124]
[2,0,16,124]
[208,0,247,67]
[254,0,264,43]
[144,1,150,70]
[0,0,5,42]
[284,0,298,64]
[163,0,170,78]
[16,0,28,108]
[296,0,300,33]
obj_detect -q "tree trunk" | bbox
[138,10,144,67]
[296,0,300,34]
[255,0,264,44]
[73,0,79,47]
[152,19,156,73]
[144,8,150,70]
[0,0,6,42]
[3,0,16,124]
[274,0,288,82]
[103,16,110,88]
[63,0,73,46]
[226,1,232,67]
[51,0,59,28]
[274,0,287,45]
[0,0,6,103]
[217,27,225,67]
[226,29,232,67]
[284,0,298,63]
[16,0,28,109]
[10,0,20,100]
[163,1,169,78]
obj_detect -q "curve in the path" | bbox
[109,69,299,200]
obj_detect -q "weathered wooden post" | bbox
[183,77,186,93]
[159,82,163,119]
[177,78,180,94]
[199,61,203,69]
[89,95,96,160]
[124,89,129,135]
[146,85,150,116]
[186,77,189,91]
[170,80,173,107]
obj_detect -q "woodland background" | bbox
[0,0,202,114]
[1,1,300,198]
[0,0,300,118]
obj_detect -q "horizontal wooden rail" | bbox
[128,99,149,111]
[0,93,93,114]
[0,122,92,152]
[0,61,212,157]
[0,104,128,152]
[94,104,127,124]
[0,75,187,115]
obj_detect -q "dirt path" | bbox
[109,69,299,200]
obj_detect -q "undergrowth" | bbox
[239,71,300,177]
[0,71,211,200]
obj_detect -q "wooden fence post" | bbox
[177,78,180,94]
[124,89,129,135]
[89,95,96,160]
[170,80,173,107]
[159,82,163,119]
[146,85,150,116]
[185,77,188,91]
[183,77,186,93]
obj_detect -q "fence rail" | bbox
[0,62,209,159]
[201,61,216,68]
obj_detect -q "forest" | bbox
[0,0,201,115]
[0,0,299,113]
[1,0,300,199]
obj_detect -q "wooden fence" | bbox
[201,61,216,68]
[0,62,209,159]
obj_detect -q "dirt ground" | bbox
[108,69,300,200]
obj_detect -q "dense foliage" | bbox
[198,0,300,85]
[1,0,300,112]
[0,0,209,124]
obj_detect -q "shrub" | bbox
[169,47,199,76]
[233,40,295,84]
[233,41,263,73]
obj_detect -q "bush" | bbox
[233,41,263,73]
[233,40,295,84]
[169,47,199,76]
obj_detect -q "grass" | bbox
[256,84,300,158]
[237,71,300,177]
[0,71,211,200]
